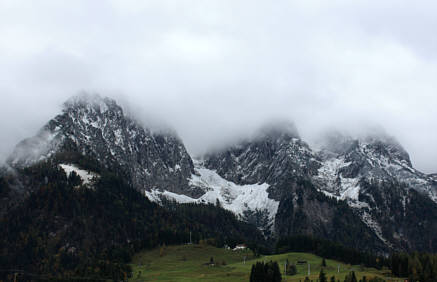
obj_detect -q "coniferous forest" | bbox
[0,158,265,280]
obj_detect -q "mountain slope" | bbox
[147,160,280,235]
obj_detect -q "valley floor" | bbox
[129,244,404,281]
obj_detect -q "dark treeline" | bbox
[250,261,282,282]
[390,252,437,281]
[162,199,270,254]
[0,157,265,281]
[277,235,437,281]
[276,235,388,269]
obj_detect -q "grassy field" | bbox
[129,244,405,281]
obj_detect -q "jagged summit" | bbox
[203,120,317,188]
[7,94,195,195]
[314,127,436,205]
[316,129,412,167]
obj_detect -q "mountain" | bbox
[198,125,437,252]
[314,131,437,251]
[3,94,437,256]
[7,94,198,197]
[315,130,437,202]
[200,123,388,251]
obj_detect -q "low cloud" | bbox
[0,0,436,172]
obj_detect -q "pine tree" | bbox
[322,258,327,267]
[272,261,282,282]
[344,271,357,282]
[319,269,327,282]
[250,264,256,281]
[250,262,265,282]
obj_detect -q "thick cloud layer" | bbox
[1,0,436,172]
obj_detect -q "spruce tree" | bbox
[344,271,357,282]
[272,261,282,282]
[319,269,327,282]
[250,261,282,282]
[250,262,265,282]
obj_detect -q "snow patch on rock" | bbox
[315,157,361,201]
[145,161,280,227]
[59,164,98,186]
[360,211,393,248]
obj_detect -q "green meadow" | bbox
[129,244,405,281]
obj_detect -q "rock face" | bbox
[429,173,437,182]
[201,123,385,251]
[314,131,437,251]
[204,122,319,198]
[7,94,195,195]
[315,131,436,202]
[202,125,437,252]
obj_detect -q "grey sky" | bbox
[1,0,436,172]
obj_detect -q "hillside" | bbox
[129,244,402,281]
[0,156,266,280]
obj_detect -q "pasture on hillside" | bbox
[129,244,404,281]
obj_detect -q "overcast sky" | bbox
[1,0,436,172]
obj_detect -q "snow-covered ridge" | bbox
[315,139,437,204]
[145,161,279,228]
[59,164,98,186]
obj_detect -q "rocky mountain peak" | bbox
[316,129,412,168]
[7,94,195,195]
[204,120,318,190]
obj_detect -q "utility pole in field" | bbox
[284,260,287,275]
[308,263,310,276]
